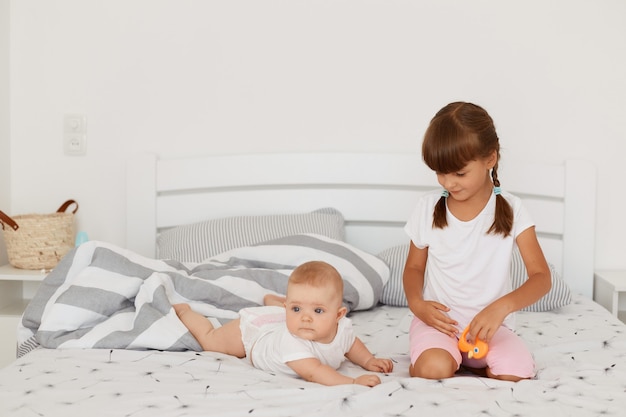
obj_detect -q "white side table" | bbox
[0,264,47,368]
[593,270,626,323]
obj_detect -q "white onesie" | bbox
[238,306,355,377]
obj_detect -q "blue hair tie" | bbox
[441,190,449,198]
[493,186,502,196]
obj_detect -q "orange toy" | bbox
[458,326,488,359]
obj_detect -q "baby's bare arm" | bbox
[345,337,394,373]
[287,357,382,387]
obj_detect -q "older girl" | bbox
[403,102,551,381]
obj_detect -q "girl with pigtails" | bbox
[403,102,551,381]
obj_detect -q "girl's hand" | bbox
[411,299,458,337]
[353,374,382,387]
[363,357,394,373]
[467,301,508,343]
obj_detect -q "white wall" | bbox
[8,0,626,269]
[0,0,9,265]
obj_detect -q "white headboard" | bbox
[126,152,596,298]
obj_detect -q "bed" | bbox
[2,152,625,417]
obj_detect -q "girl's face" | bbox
[436,155,495,202]
[284,283,346,344]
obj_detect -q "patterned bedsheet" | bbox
[1,295,625,417]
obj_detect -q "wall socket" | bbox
[64,114,87,156]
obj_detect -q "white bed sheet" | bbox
[1,295,625,417]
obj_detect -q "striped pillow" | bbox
[157,208,345,262]
[510,247,572,312]
[378,244,410,306]
[214,233,390,311]
[377,244,572,311]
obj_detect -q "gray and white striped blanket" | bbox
[18,234,389,356]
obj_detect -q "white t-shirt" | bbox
[239,306,356,377]
[404,190,534,330]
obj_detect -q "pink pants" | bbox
[409,317,535,378]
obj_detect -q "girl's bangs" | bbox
[423,128,479,173]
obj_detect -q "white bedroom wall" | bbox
[0,0,9,265]
[7,0,626,269]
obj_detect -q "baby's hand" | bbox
[263,294,286,307]
[353,374,382,387]
[363,357,394,373]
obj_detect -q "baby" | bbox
[173,260,393,386]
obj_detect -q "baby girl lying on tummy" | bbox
[174,260,393,386]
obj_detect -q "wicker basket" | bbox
[0,200,78,270]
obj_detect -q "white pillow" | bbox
[157,208,345,262]
[377,244,572,311]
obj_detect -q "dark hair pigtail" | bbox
[432,195,448,229]
[488,164,513,237]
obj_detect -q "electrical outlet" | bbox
[65,134,87,155]
[64,114,87,156]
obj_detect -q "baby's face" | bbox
[284,283,345,344]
